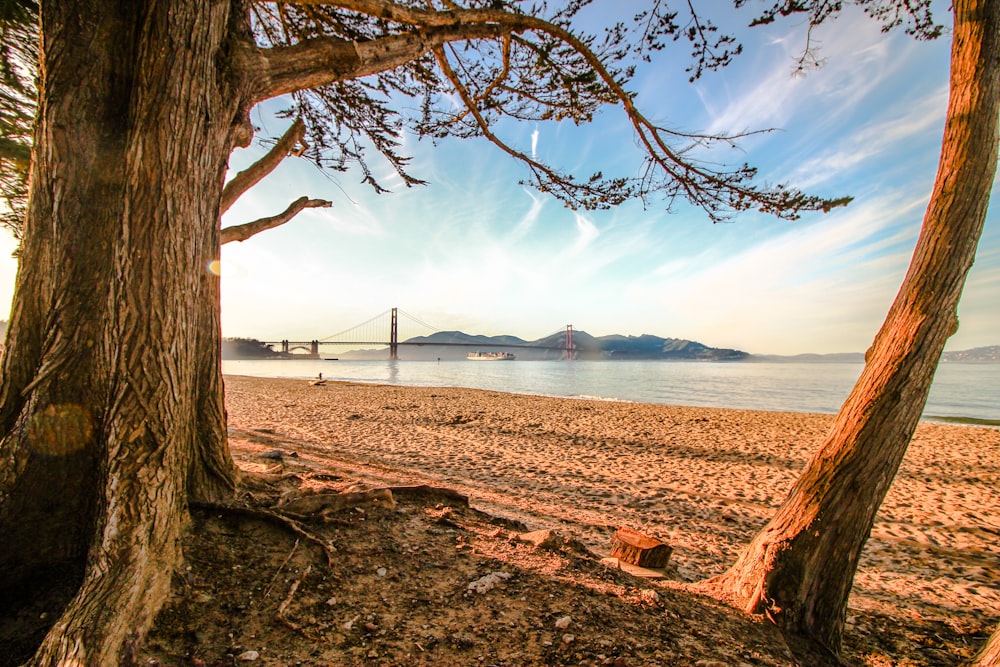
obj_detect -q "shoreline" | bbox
[222,358,1000,423]
[224,374,1000,648]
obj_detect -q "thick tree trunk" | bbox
[0,1,245,664]
[705,1,1000,660]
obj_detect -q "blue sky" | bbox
[0,4,996,355]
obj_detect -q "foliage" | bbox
[248,0,850,221]
[221,337,288,359]
[0,0,36,239]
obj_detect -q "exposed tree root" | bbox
[190,501,336,565]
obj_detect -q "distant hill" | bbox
[748,352,866,363]
[942,345,1000,362]
[222,328,997,363]
[337,330,748,361]
[751,345,1000,363]
[594,334,747,360]
[222,337,293,359]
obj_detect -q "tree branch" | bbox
[255,22,511,101]
[286,0,512,28]
[221,196,331,244]
[221,118,307,213]
[434,45,625,209]
[260,1,847,218]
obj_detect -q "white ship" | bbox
[467,351,516,361]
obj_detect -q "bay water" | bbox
[222,358,1000,423]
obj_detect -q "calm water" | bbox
[222,358,1000,423]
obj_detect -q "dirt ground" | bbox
[132,435,991,667]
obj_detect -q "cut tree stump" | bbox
[610,526,672,568]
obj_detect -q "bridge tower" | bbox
[390,307,399,360]
[565,324,574,359]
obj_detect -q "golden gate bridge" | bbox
[266,307,575,360]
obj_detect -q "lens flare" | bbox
[206,259,222,276]
[27,404,94,455]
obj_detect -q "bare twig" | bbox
[221,119,307,212]
[262,539,300,600]
[275,564,319,638]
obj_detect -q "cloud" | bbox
[624,193,926,353]
[700,13,916,142]
[531,125,539,161]
[572,213,600,251]
[785,85,948,189]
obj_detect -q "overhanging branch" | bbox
[222,118,307,213]
[260,0,848,219]
[221,196,332,244]
[255,22,510,102]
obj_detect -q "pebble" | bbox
[554,615,572,629]
[466,571,511,595]
[376,567,388,577]
[562,634,575,644]
[236,650,259,661]
[639,589,659,604]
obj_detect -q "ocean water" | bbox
[222,358,1000,423]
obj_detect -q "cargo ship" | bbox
[467,351,516,361]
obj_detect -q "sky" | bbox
[0,3,996,355]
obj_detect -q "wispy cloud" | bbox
[571,213,600,252]
[785,86,948,189]
[624,193,926,353]
[701,13,916,142]
[507,189,546,243]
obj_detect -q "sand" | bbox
[223,374,1000,656]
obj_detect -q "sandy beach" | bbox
[221,374,1000,663]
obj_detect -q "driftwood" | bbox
[610,526,672,568]
[277,488,397,520]
[384,485,469,506]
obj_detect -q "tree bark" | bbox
[970,624,1000,666]
[0,1,246,663]
[705,0,1000,660]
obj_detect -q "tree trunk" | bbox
[0,1,245,663]
[705,1,1000,660]
[970,624,1000,666]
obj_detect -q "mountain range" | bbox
[334,335,1000,363]
[339,330,750,361]
[750,345,1000,364]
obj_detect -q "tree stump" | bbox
[610,527,672,568]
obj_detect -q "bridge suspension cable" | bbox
[317,309,392,343]
[395,308,442,334]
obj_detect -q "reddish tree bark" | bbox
[705,1,1000,660]
[970,625,1000,666]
